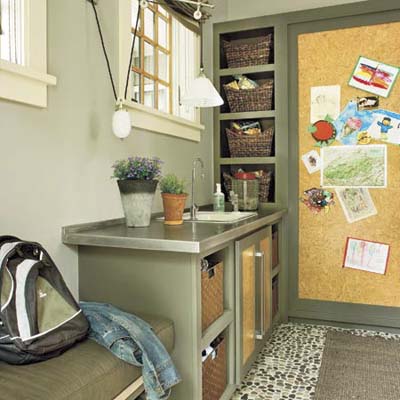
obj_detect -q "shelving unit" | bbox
[214,21,288,211]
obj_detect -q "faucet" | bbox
[190,157,205,220]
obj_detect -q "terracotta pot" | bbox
[161,193,188,225]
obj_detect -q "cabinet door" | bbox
[235,233,257,380]
[236,228,272,381]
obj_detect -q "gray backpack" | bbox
[0,236,89,364]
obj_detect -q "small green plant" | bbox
[160,174,187,195]
[112,156,163,180]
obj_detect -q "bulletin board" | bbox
[298,22,400,307]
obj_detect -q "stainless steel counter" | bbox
[62,209,286,254]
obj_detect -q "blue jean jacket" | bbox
[80,302,181,400]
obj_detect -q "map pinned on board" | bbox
[308,116,337,147]
[300,188,335,214]
[349,56,400,98]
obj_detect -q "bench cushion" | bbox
[0,313,174,400]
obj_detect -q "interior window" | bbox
[131,0,197,122]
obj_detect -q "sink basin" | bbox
[183,211,257,223]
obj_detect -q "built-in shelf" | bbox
[272,264,280,278]
[201,310,233,351]
[220,157,276,165]
[219,110,275,121]
[218,64,275,77]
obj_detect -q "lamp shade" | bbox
[181,70,224,108]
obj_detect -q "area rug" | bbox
[315,330,400,400]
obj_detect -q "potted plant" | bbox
[112,156,163,227]
[160,174,188,226]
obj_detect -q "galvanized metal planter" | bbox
[117,180,158,227]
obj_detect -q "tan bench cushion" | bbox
[0,313,174,400]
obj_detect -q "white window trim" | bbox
[0,0,56,108]
[118,0,204,142]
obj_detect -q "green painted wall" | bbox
[0,0,217,296]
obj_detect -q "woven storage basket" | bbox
[224,80,274,113]
[202,338,227,400]
[223,34,272,68]
[226,127,274,158]
[223,171,272,203]
[201,262,224,332]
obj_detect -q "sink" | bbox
[183,211,257,223]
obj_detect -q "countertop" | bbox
[62,209,286,254]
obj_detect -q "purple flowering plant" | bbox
[112,156,163,181]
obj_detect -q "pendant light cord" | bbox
[124,3,141,100]
[90,0,118,101]
[90,0,141,103]
[200,20,204,69]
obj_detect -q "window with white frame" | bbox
[130,0,198,123]
[0,0,24,64]
[0,0,56,107]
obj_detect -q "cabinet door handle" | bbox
[255,251,265,340]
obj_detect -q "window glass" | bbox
[144,77,155,108]
[158,17,168,49]
[133,37,141,69]
[143,41,154,75]
[132,72,141,103]
[158,50,169,82]
[144,7,154,40]
[158,84,169,113]
[131,0,141,31]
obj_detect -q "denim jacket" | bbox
[80,302,181,400]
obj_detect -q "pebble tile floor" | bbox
[231,323,400,400]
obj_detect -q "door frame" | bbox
[287,3,400,328]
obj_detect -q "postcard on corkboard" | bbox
[349,56,400,98]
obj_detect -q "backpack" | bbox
[0,236,89,364]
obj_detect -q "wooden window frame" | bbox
[132,3,173,113]
[0,0,56,107]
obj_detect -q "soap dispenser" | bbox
[213,183,225,212]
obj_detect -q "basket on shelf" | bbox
[223,34,273,68]
[226,127,274,158]
[201,261,224,332]
[223,170,272,203]
[202,337,227,400]
[223,80,274,113]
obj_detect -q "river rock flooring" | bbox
[232,323,400,400]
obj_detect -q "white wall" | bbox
[226,0,367,20]
[0,0,214,297]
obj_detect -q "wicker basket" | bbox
[201,261,224,332]
[224,80,274,113]
[223,35,272,68]
[226,127,274,158]
[223,171,272,203]
[202,338,227,400]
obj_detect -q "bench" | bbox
[0,313,175,400]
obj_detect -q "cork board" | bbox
[298,22,400,307]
